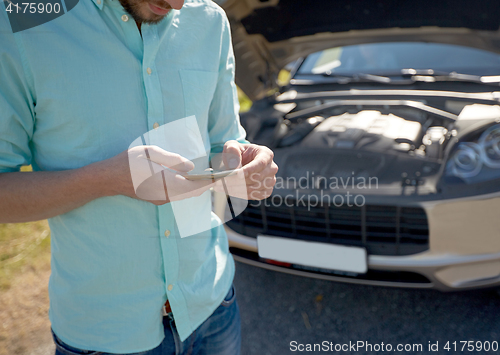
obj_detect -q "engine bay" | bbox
[240,91,500,197]
[273,102,454,162]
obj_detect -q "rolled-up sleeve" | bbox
[0,14,35,173]
[208,12,248,154]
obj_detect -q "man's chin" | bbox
[117,0,168,25]
[138,5,170,24]
[141,15,166,25]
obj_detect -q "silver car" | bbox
[215,0,500,292]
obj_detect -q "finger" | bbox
[223,140,243,169]
[162,172,216,202]
[243,162,278,186]
[145,146,194,172]
[165,170,215,191]
[135,164,214,203]
[241,146,274,177]
[245,179,275,196]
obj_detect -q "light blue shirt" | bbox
[0,0,246,352]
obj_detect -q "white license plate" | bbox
[257,235,367,274]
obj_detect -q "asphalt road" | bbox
[31,261,500,355]
[233,261,500,355]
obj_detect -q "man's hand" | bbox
[0,142,278,223]
[218,140,279,201]
[104,142,278,205]
[107,145,214,205]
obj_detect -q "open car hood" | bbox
[216,0,500,101]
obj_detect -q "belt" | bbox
[162,300,172,316]
[163,284,233,316]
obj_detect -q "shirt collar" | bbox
[91,0,104,10]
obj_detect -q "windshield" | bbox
[296,42,500,76]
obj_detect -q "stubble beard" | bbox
[118,0,168,25]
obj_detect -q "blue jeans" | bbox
[53,284,241,355]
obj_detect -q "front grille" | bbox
[226,200,429,256]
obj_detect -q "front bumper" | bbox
[225,192,500,292]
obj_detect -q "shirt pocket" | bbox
[179,69,218,125]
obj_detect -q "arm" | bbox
[207,12,278,200]
[0,163,114,223]
[0,24,115,223]
[207,10,248,155]
[0,145,214,223]
[1,136,219,224]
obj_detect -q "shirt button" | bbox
[147,67,152,75]
[121,14,129,22]
[164,229,171,238]
[153,122,160,130]
[96,0,101,4]
[168,284,173,291]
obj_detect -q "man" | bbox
[0,0,278,353]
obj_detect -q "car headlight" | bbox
[445,124,500,184]
[479,124,500,168]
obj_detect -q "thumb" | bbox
[223,140,242,170]
[145,146,194,172]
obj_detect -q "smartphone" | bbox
[180,168,240,181]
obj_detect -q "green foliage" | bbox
[237,86,252,113]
